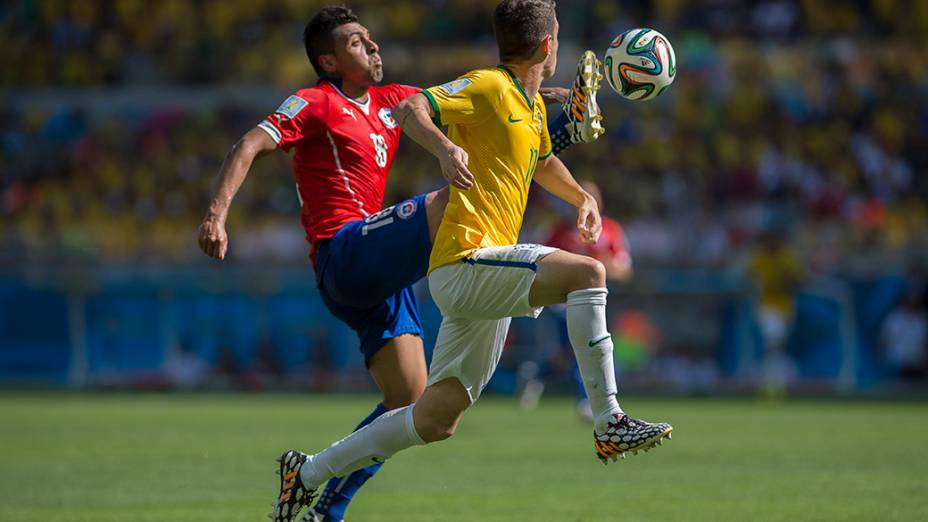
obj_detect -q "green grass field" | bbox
[1,393,926,521]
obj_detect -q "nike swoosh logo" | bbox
[589,335,611,347]
[507,115,522,123]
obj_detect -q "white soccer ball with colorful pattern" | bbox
[603,28,676,101]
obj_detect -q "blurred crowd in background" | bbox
[1,0,926,390]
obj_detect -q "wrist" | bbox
[578,191,595,209]
[206,202,228,222]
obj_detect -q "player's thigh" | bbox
[429,244,557,320]
[529,249,607,308]
[367,333,427,409]
[427,316,512,404]
[322,195,431,307]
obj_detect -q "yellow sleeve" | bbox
[538,98,553,159]
[423,69,500,126]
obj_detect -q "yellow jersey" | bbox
[423,66,553,272]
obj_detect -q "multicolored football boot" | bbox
[564,50,605,144]
[269,450,318,522]
[298,510,328,522]
[593,413,673,464]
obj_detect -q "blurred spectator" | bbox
[162,341,208,390]
[544,181,633,281]
[747,230,802,393]
[880,288,928,381]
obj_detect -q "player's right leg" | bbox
[282,252,540,515]
[530,250,672,463]
[549,50,605,154]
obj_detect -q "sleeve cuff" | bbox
[257,120,282,144]
[421,89,443,126]
[539,150,553,160]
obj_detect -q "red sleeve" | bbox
[257,89,328,152]
[603,219,632,267]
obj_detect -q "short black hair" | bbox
[493,0,557,62]
[303,5,360,76]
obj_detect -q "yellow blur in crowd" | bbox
[1,0,926,272]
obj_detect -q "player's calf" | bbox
[411,378,471,442]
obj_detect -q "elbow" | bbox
[393,98,415,125]
[233,130,271,161]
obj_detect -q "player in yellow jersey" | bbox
[276,3,672,509]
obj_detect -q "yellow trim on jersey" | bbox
[425,67,553,272]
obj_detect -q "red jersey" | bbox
[545,217,631,271]
[258,80,420,251]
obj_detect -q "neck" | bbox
[503,61,545,100]
[340,81,370,101]
[326,75,370,101]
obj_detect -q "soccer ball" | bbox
[603,28,676,101]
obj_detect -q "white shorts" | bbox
[427,244,558,402]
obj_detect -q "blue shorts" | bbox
[314,194,431,365]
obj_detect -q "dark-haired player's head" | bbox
[303,5,383,86]
[493,0,559,79]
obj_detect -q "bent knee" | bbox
[417,417,458,443]
[573,256,606,290]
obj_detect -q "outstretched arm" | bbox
[198,127,277,260]
[393,94,474,190]
[533,155,602,244]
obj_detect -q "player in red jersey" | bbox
[196,6,604,522]
[545,181,632,282]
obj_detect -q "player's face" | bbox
[331,22,383,86]
[542,19,559,79]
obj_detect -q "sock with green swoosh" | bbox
[566,288,622,432]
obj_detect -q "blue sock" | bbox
[547,109,574,156]
[573,364,588,401]
[312,403,389,521]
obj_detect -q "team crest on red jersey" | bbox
[379,108,397,129]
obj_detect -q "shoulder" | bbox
[373,84,421,104]
[293,86,332,106]
[434,68,506,95]
[466,67,508,88]
[272,86,330,120]
[603,217,623,234]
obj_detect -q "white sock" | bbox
[566,287,622,431]
[299,404,425,489]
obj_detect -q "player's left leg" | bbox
[529,250,672,463]
[308,333,426,522]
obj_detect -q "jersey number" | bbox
[370,133,388,168]
[525,147,539,183]
[361,205,394,236]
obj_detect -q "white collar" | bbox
[330,83,371,115]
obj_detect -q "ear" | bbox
[540,35,553,58]
[318,54,338,74]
